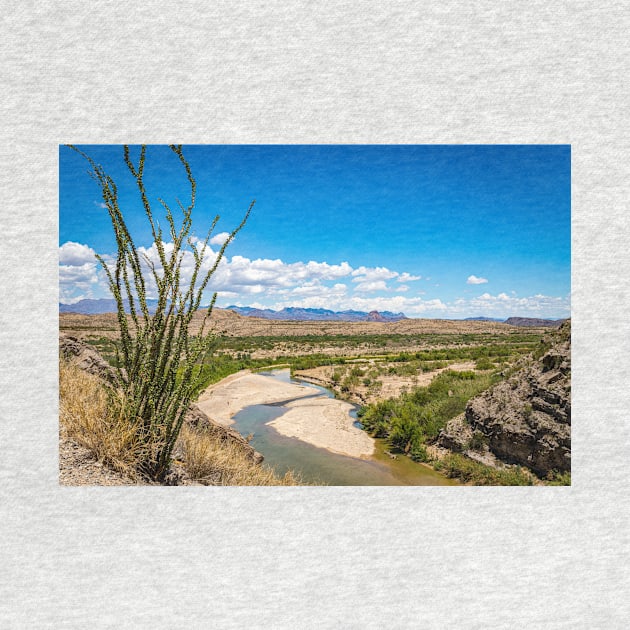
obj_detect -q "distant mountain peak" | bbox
[225,306,407,322]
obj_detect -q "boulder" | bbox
[59,334,118,384]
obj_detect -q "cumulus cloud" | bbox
[351,266,398,282]
[60,239,428,305]
[59,242,105,303]
[467,275,488,285]
[270,290,569,320]
[354,280,389,293]
[397,272,421,282]
[451,291,570,318]
[209,232,230,246]
[59,242,98,266]
[269,294,448,317]
[59,239,569,319]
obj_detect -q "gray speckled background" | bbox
[1,2,629,628]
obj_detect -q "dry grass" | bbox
[60,358,304,485]
[177,424,303,485]
[59,360,144,479]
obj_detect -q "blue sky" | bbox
[59,144,570,319]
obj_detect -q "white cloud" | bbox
[354,280,389,293]
[59,242,98,266]
[59,239,569,319]
[209,232,231,246]
[267,290,569,320]
[270,294,448,317]
[59,262,99,285]
[467,275,488,285]
[351,266,398,282]
[59,260,102,304]
[450,292,570,318]
[397,272,421,282]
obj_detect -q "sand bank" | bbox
[268,396,374,458]
[196,370,375,458]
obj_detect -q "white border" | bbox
[1,2,628,627]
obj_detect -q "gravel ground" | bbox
[58,432,138,486]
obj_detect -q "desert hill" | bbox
[60,309,554,342]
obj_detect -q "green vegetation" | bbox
[358,369,498,460]
[216,332,542,354]
[433,453,533,485]
[72,144,253,481]
[87,337,345,395]
[475,357,496,370]
[82,317,555,486]
[545,470,571,485]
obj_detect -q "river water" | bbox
[231,369,457,486]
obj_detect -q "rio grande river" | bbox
[231,369,457,486]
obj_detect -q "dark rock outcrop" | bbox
[438,321,571,477]
[59,335,118,384]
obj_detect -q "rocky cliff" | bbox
[438,321,571,477]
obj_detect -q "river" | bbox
[230,368,457,486]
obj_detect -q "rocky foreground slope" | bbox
[438,321,571,477]
[59,335,264,474]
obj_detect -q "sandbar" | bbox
[196,370,375,458]
[269,396,374,458]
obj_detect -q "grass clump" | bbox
[59,360,143,480]
[60,359,302,485]
[434,453,534,486]
[545,470,571,485]
[177,425,303,486]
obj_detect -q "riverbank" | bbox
[196,370,375,458]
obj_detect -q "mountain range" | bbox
[59,299,565,327]
[59,298,160,314]
[224,306,408,322]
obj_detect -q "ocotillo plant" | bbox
[70,145,254,480]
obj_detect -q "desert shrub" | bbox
[330,368,344,384]
[409,443,429,462]
[360,370,497,450]
[475,357,495,370]
[434,453,533,485]
[60,358,301,485]
[70,144,253,481]
[545,470,571,485]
